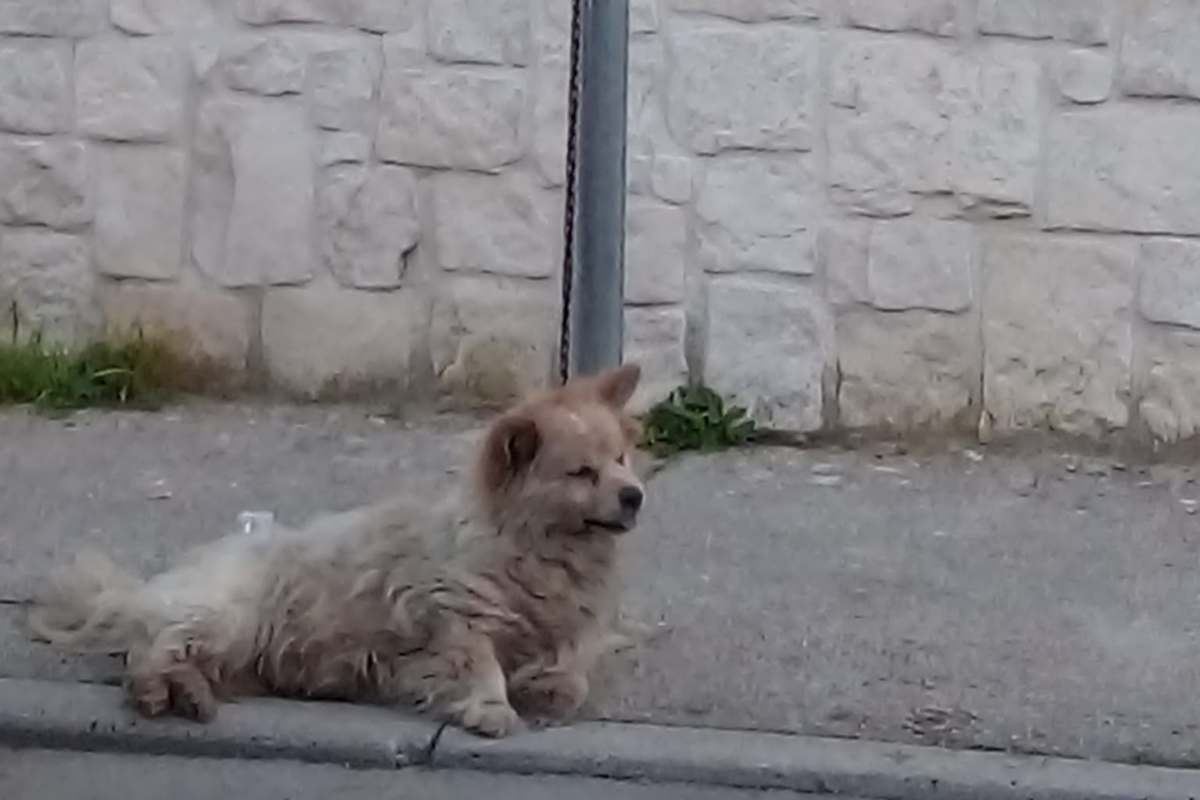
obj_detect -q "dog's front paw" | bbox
[171,679,217,722]
[510,671,587,718]
[132,683,170,718]
[460,699,521,738]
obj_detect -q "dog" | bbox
[28,363,646,737]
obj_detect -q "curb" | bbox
[436,723,1200,800]
[3,678,1200,799]
[0,678,435,768]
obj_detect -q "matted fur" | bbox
[28,364,647,737]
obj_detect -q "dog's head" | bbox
[476,363,645,535]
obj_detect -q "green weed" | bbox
[0,330,191,411]
[640,384,757,457]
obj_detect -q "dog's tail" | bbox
[27,549,146,653]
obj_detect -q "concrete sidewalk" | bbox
[2,403,1200,780]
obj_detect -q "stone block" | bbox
[222,34,379,113]
[263,287,426,398]
[695,154,818,275]
[0,229,96,346]
[0,0,105,36]
[534,0,571,57]
[0,40,72,134]
[625,35,668,178]
[191,98,315,287]
[318,131,371,166]
[650,155,693,204]
[837,309,977,430]
[829,37,1038,215]
[112,0,217,34]
[431,277,554,403]
[628,153,655,198]
[99,282,250,371]
[1138,238,1200,330]
[318,164,419,290]
[844,0,957,36]
[188,36,221,80]
[92,145,186,281]
[631,0,660,32]
[308,44,380,131]
[222,35,307,96]
[76,38,186,142]
[1138,327,1200,443]
[668,0,819,21]
[431,171,557,278]
[1121,0,1200,99]
[1045,107,1200,234]
[532,52,568,186]
[625,306,689,414]
[381,16,424,68]
[625,197,686,305]
[0,139,90,230]
[234,0,420,33]
[978,0,1113,44]
[983,235,1134,435]
[668,22,817,154]
[705,277,833,431]
[822,220,870,307]
[377,68,525,171]
[823,219,973,312]
[429,0,531,66]
[866,220,973,313]
[1055,48,1113,104]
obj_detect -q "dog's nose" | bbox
[619,486,644,513]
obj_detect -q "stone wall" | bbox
[3,0,1200,442]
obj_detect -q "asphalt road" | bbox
[0,748,852,800]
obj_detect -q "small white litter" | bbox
[237,510,275,535]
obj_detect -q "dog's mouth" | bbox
[585,518,634,533]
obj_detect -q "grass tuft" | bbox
[0,329,200,411]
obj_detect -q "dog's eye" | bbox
[616,453,627,466]
[568,466,599,482]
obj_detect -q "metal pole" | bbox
[568,0,629,378]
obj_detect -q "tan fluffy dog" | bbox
[29,364,647,737]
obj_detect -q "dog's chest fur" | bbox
[443,525,618,672]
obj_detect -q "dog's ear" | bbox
[479,412,541,494]
[594,363,641,409]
